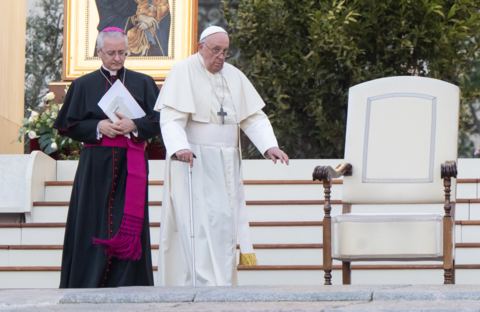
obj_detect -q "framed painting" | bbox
[63,0,198,81]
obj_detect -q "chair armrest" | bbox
[441,161,457,179]
[313,163,352,181]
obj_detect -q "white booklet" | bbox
[98,79,146,122]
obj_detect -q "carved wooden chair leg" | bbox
[323,210,332,285]
[452,260,456,284]
[342,261,351,285]
[442,161,456,285]
[313,164,352,285]
[323,178,332,285]
[324,267,332,285]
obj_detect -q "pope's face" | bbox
[199,33,230,74]
[98,36,128,72]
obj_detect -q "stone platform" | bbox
[2,285,480,311]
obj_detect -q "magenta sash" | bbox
[88,136,147,261]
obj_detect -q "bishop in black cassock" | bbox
[54,27,159,288]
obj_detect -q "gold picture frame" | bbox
[63,0,198,81]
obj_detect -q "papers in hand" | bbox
[98,80,145,123]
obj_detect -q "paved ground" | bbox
[2,285,480,311]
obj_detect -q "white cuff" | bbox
[243,117,278,155]
[96,122,103,140]
[161,120,190,158]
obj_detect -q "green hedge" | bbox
[224,0,480,158]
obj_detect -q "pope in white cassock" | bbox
[154,25,289,286]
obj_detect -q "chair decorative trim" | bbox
[363,93,437,183]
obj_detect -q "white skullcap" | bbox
[199,26,227,41]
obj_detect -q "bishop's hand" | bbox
[265,147,289,165]
[114,112,137,135]
[98,119,123,138]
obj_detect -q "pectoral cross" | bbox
[217,106,227,124]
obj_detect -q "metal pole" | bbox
[187,164,196,287]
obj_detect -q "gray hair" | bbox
[96,31,128,52]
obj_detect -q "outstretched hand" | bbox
[265,147,289,165]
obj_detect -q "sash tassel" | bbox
[93,214,144,260]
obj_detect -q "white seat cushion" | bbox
[332,213,443,260]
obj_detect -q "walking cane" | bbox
[172,154,197,287]
[187,163,197,287]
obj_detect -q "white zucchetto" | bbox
[199,26,228,41]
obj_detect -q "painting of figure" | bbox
[96,0,171,56]
[63,0,196,80]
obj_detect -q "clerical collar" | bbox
[100,66,125,77]
[100,66,126,85]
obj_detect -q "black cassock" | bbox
[54,67,160,288]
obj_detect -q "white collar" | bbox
[101,65,117,76]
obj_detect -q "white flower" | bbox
[43,92,55,102]
[50,142,58,151]
[28,111,39,122]
[50,112,57,119]
[28,130,38,139]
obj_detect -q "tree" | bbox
[224,0,480,158]
[25,0,63,111]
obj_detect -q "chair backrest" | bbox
[343,76,459,204]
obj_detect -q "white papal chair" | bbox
[313,76,459,285]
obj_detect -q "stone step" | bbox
[239,267,480,285]
[3,243,480,267]
[28,199,340,223]
[54,158,480,180]
[0,223,160,246]
[5,285,480,311]
[0,221,324,245]
[41,177,480,202]
[3,220,480,248]
[55,159,334,181]
[3,265,480,288]
[27,199,476,224]
[30,203,163,223]
[0,271,61,288]
[0,244,323,266]
[42,180,341,202]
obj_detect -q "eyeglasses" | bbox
[204,44,230,58]
[101,49,128,58]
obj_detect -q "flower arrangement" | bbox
[19,91,82,159]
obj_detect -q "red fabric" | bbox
[88,136,147,260]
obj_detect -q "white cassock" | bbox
[154,53,279,286]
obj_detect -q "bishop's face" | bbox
[199,33,230,74]
[98,36,128,72]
